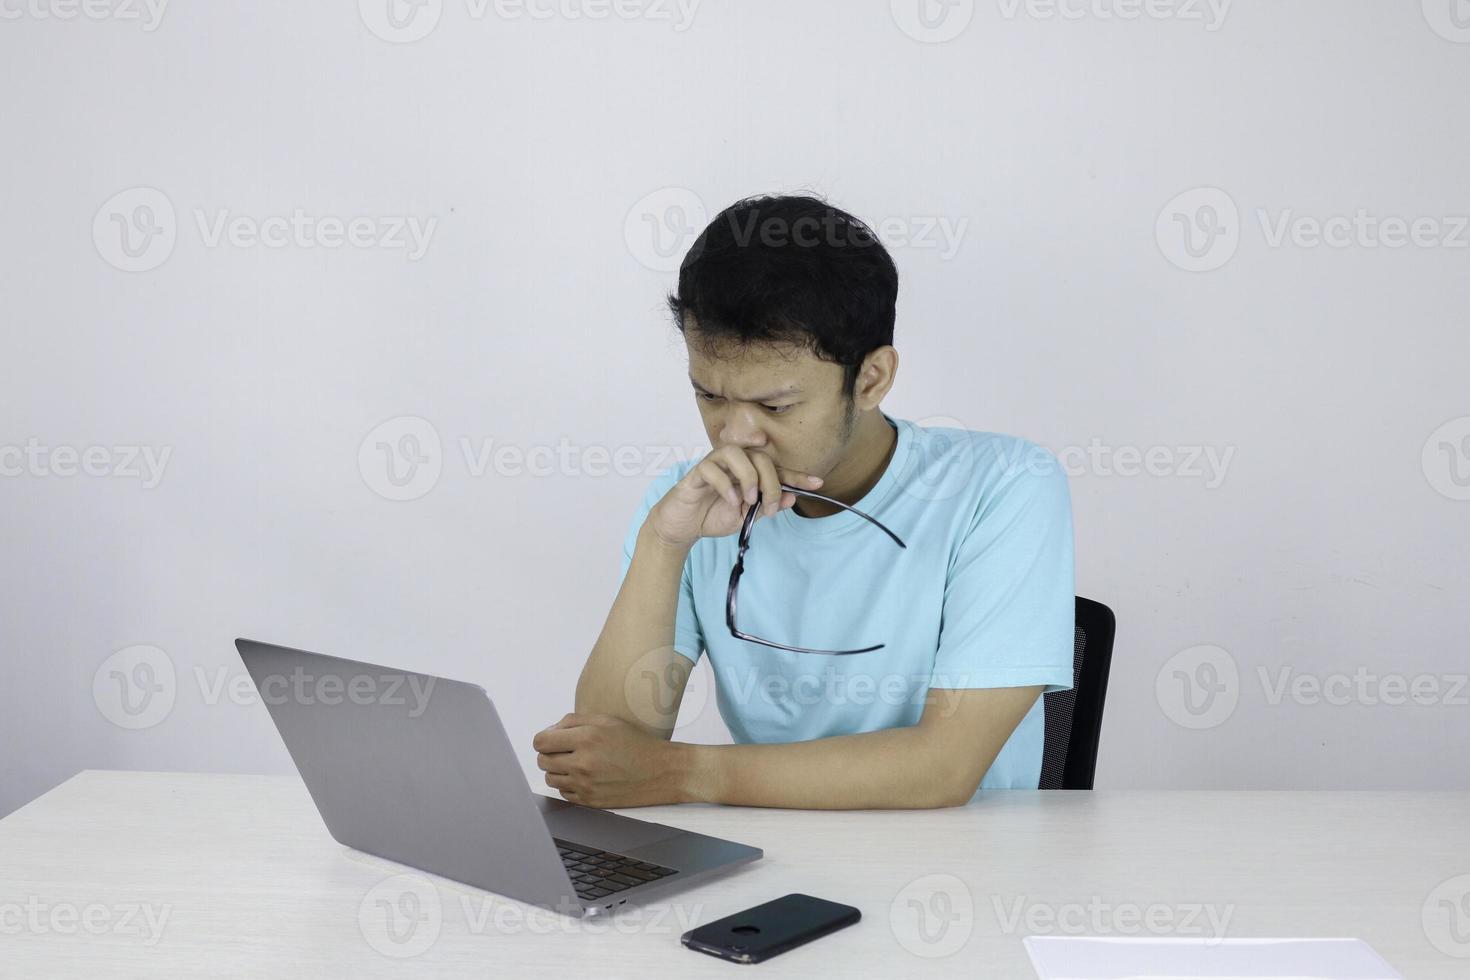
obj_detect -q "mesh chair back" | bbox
[1038,597,1115,790]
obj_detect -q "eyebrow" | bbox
[689,377,803,402]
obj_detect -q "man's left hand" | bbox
[533,712,690,808]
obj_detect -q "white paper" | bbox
[1023,936,1403,980]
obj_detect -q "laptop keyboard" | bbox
[553,837,677,901]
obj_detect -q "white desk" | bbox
[1,771,1465,978]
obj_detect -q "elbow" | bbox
[934,784,976,808]
[910,776,976,809]
[929,765,982,808]
[909,787,970,809]
[922,752,981,809]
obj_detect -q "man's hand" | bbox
[532,712,692,808]
[646,444,824,549]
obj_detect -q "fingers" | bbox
[711,446,763,509]
[765,457,824,497]
[707,446,823,514]
[536,752,571,774]
[533,712,601,757]
[532,727,577,753]
[747,452,787,517]
[691,456,742,509]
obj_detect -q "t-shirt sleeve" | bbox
[617,465,704,664]
[930,442,1075,693]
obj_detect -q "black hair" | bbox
[666,193,898,402]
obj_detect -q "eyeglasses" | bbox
[725,482,907,656]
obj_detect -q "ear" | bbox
[854,346,899,409]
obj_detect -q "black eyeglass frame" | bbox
[725,482,907,656]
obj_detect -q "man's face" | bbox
[685,329,858,482]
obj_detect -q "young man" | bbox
[533,194,1075,809]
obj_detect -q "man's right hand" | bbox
[646,445,825,550]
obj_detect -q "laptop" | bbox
[235,638,762,917]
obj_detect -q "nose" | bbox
[719,405,768,449]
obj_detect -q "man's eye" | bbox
[696,392,790,415]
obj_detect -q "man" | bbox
[533,194,1075,809]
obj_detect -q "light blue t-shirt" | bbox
[616,413,1076,799]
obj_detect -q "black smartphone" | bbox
[680,893,861,965]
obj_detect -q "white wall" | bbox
[2,0,1467,816]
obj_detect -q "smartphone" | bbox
[680,893,861,964]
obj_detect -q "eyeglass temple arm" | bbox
[730,627,882,656]
[771,483,907,549]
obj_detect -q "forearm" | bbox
[575,524,692,737]
[680,726,966,810]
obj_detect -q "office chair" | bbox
[1038,596,1115,790]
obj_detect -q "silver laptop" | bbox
[235,638,762,917]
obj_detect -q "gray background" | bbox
[2,0,1467,817]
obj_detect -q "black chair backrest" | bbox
[1038,596,1115,790]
